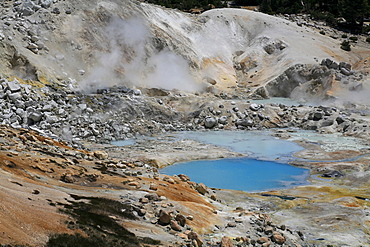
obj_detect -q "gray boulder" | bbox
[236,119,253,127]
[322,170,344,178]
[340,68,353,76]
[15,108,26,118]
[44,113,58,124]
[38,0,52,8]
[321,58,333,67]
[51,7,61,14]
[78,103,87,111]
[27,43,38,49]
[312,112,323,121]
[6,80,21,93]
[339,62,351,71]
[204,117,217,128]
[28,111,43,123]
[236,112,245,119]
[196,183,208,195]
[328,61,339,69]
[19,0,40,16]
[264,44,275,54]
[158,210,171,225]
[249,103,260,111]
[42,104,54,112]
[336,116,346,124]
[321,119,334,127]
[8,92,22,102]
[218,116,228,125]
[175,214,187,227]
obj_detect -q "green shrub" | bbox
[340,40,351,51]
[363,26,370,34]
[319,30,326,35]
[342,34,348,38]
[366,37,370,43]
[349,36,358,42]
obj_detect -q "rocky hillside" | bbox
[1,0,370,144]
[1,0,369,98]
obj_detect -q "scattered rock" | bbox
[158,210,171,225]
[149,182,158,190]
[257,237,269,244]
[271,232,286,244]
[221,236,233,247]
[249,103,260,111]
[178,174,190,182]
[264,226,274,235]
[60,173,76,183]
[175,213,186,227]
[312,112,323,121]
[177,233,188,239]
[145,193,160,201]
[227,222,237,227]
[94,150,108,160]
[187,231,203,246]
[204,116,217,128]
[236,119,253,127]
[322,170,344,178]
[127,181,141,188]
[140,197,149,204]
[204,76,217,85]
[262,242,271,247]
[218,116,228,125]
[187,215,194,221]
[195,183,207,195]
[340,67,353,76]
[170,220,182,231]
[32,190,40,194]
[6,80,21,93]
[163,176,175,184]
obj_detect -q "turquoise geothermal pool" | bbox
[160,157,309,192]
[160,130,310,192]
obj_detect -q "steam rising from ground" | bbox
[80,17,202,93]
[331,80,370,109]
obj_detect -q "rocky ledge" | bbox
[1,74,370,148]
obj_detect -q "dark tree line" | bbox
[145,0,370,32]
[238,0,370,31]
[146,0,226,11]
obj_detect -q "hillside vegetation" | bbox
[147,0,370,32]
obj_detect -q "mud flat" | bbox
[1,122,370,246]
[203,130,370,246]
[98,128,370,246]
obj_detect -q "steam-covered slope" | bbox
[0,0,367,95]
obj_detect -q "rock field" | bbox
[1,0,370,246]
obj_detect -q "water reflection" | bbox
[161,130,309,192]
[161,157,309,192]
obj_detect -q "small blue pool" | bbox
[161,157,309,192]
[160,130,310,192]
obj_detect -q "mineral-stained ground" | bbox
[1,0,370,246]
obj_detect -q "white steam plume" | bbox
[329,80,370,109]
[80,16,202,93]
